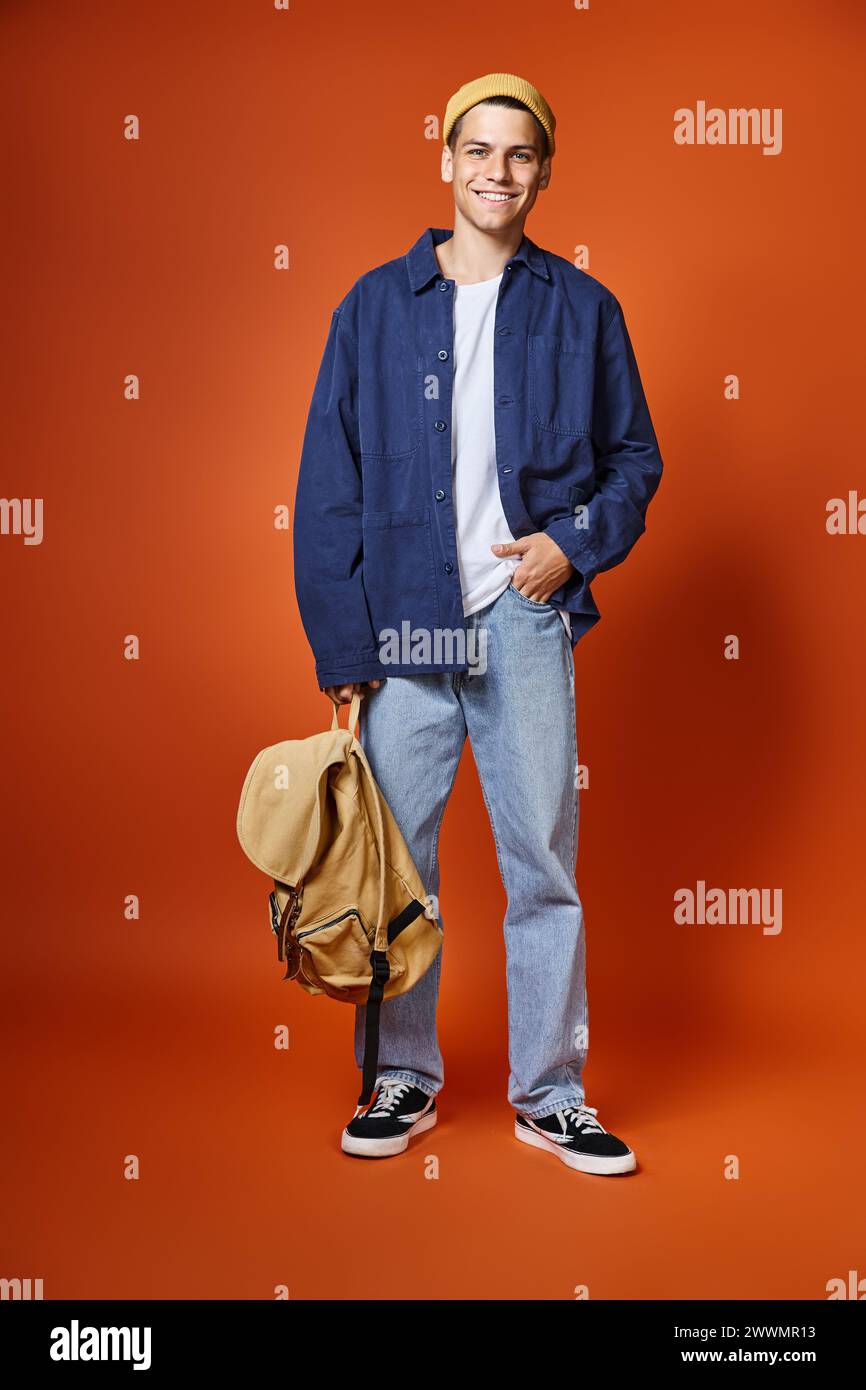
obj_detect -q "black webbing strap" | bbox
[358,950,390,1107]
[387,897,426,943]
[356,898,428,1107]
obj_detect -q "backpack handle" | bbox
[330,689,362,739]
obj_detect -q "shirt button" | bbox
[438,281,450,292]
[435,489,446,500]
[498,397,512,405]
[444,562,454,574]
[437,349,449,360]
[502,466,513,474]
[496,327,511,335]
[434,419,447,432]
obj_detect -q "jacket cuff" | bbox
[315,648,388,691]
[544,514,601,586]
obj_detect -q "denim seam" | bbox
[568,644,578,876]
[565,642,584,1095]
[472,761,508,891]
[426,718,465,900]
[458,614,508,885]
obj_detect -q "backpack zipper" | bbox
[297,908,363,941]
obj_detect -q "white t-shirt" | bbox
[450,273,572,639]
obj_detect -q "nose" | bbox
[488,152,511,182]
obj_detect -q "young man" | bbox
[293,73,663,1176]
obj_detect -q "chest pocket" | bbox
[359,350,421,459]
[528,334,594,438]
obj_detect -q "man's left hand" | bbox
[491,534,575,603]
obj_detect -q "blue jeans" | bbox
[354,581,588,1119]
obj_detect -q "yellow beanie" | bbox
[443,72,556,158]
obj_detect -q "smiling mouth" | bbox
[473,189,519,204]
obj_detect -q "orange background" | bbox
[2,0,864,1300]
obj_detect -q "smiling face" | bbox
[441,101,551,234]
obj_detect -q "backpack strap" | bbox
[330,692,387,951]
[356,899,429,1107]
[357,950,391,1106]
[331,693,429,1109]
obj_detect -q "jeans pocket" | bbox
[508,581,554,610]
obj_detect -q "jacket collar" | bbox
[405,226,549,292]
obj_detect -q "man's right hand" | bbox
[324,680,382,707]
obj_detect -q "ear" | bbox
[441,143,454,184]
[538,156,552,191]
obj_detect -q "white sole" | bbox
[341,1107,438,1158]
[515,1119,637,1175]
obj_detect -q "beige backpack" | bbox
[236,691,443,1105]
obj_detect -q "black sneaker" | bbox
[341,1078,438,1158]
[515,1103,636,1175]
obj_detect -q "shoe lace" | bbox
[368,1079,411,1116]
[561,1104,605,1135]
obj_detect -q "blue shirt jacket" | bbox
[293,226,664,690]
